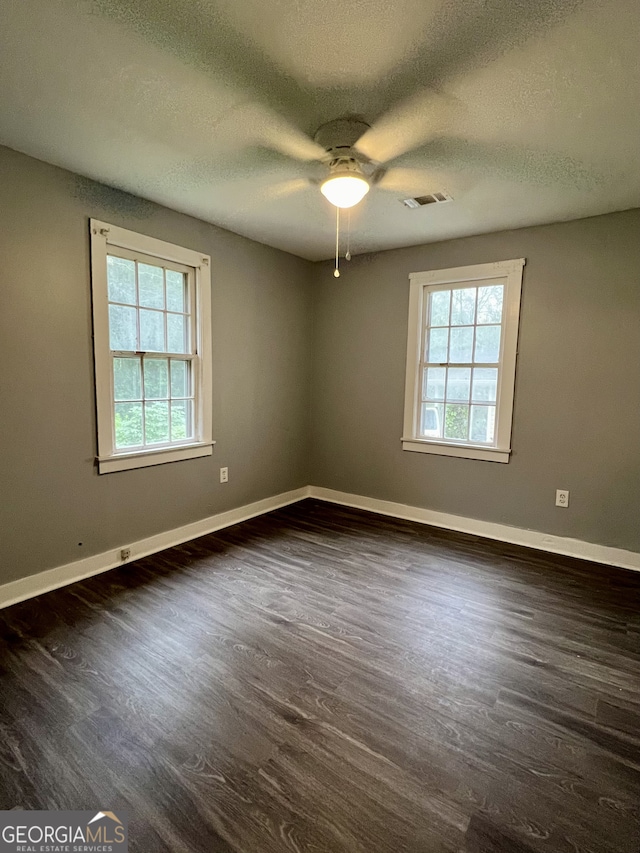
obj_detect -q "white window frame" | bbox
[90,219,213,474]
[402,258,524,463]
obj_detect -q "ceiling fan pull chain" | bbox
[346,209,352,261]
[334,207,341,277]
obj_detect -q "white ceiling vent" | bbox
[402,191,453,208]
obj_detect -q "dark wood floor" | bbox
[1,499,639,852]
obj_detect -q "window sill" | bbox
[97,441,215,474]
[401,437,510,463]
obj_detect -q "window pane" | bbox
[444,404,469,440]
[420,403,443,438]
[446,367,471,402]
[470,405,496,443]
[451,288,476,325]
[477,284,503,324]
[427,327,448,363]
[140,309,165,352]
[114,357,141,401]
[170,359,190,398]
[472,368,498,402]
[474,325,501,362]
[429,290,450,326]
[449,326,474,363]
[109,304,137,351]
[107,256,136,305]
[138,263,164,309]
[166,270,186,313]
[114,402,143,448]
[171,400,193,441]
[144,400,169,444]
[167,313,187,354]
[423,367,445,401]
[143,358,168,399]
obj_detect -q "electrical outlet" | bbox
[555,489,569,508]
[220,467,229,483]
[120,548,131,561]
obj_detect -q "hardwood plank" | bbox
[1,499,639,852]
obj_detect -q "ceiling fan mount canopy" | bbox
[314,117,372,162]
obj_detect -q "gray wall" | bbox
[0,146,313,585]
[310,210,640,552]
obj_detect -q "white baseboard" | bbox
[0,487,310,610]
[308,486,640,573]
[2,483,638,611]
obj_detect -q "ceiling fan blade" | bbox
[258,178,313,201]
[375,166,478,201]
[375,167,439,194]
[357,0,587,166]
[245,105,326,162]
[224,177,312,221]
[366,0,587,113]
[355,89,460,165]
[90,0,312,118]
[400,136,600,190]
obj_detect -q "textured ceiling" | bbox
[1,0,639,260]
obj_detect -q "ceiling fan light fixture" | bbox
[320,169,370,209]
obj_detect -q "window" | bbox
[402,259,524,463]
[90,220,213,473]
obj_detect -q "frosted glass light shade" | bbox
[320,174,370,208]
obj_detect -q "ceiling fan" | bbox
[243,110,465,273]
[312,117,390,209]
[292,115,444,274]
[254,95,594,206]
[252,111,458,213]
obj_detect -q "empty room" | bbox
[1,0,639,851]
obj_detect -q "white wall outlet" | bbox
[555,489,569,508]
[120,548,131,561]
[220,467,229,483]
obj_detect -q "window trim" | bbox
[402,258,525,463]
[90,219,213,474]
